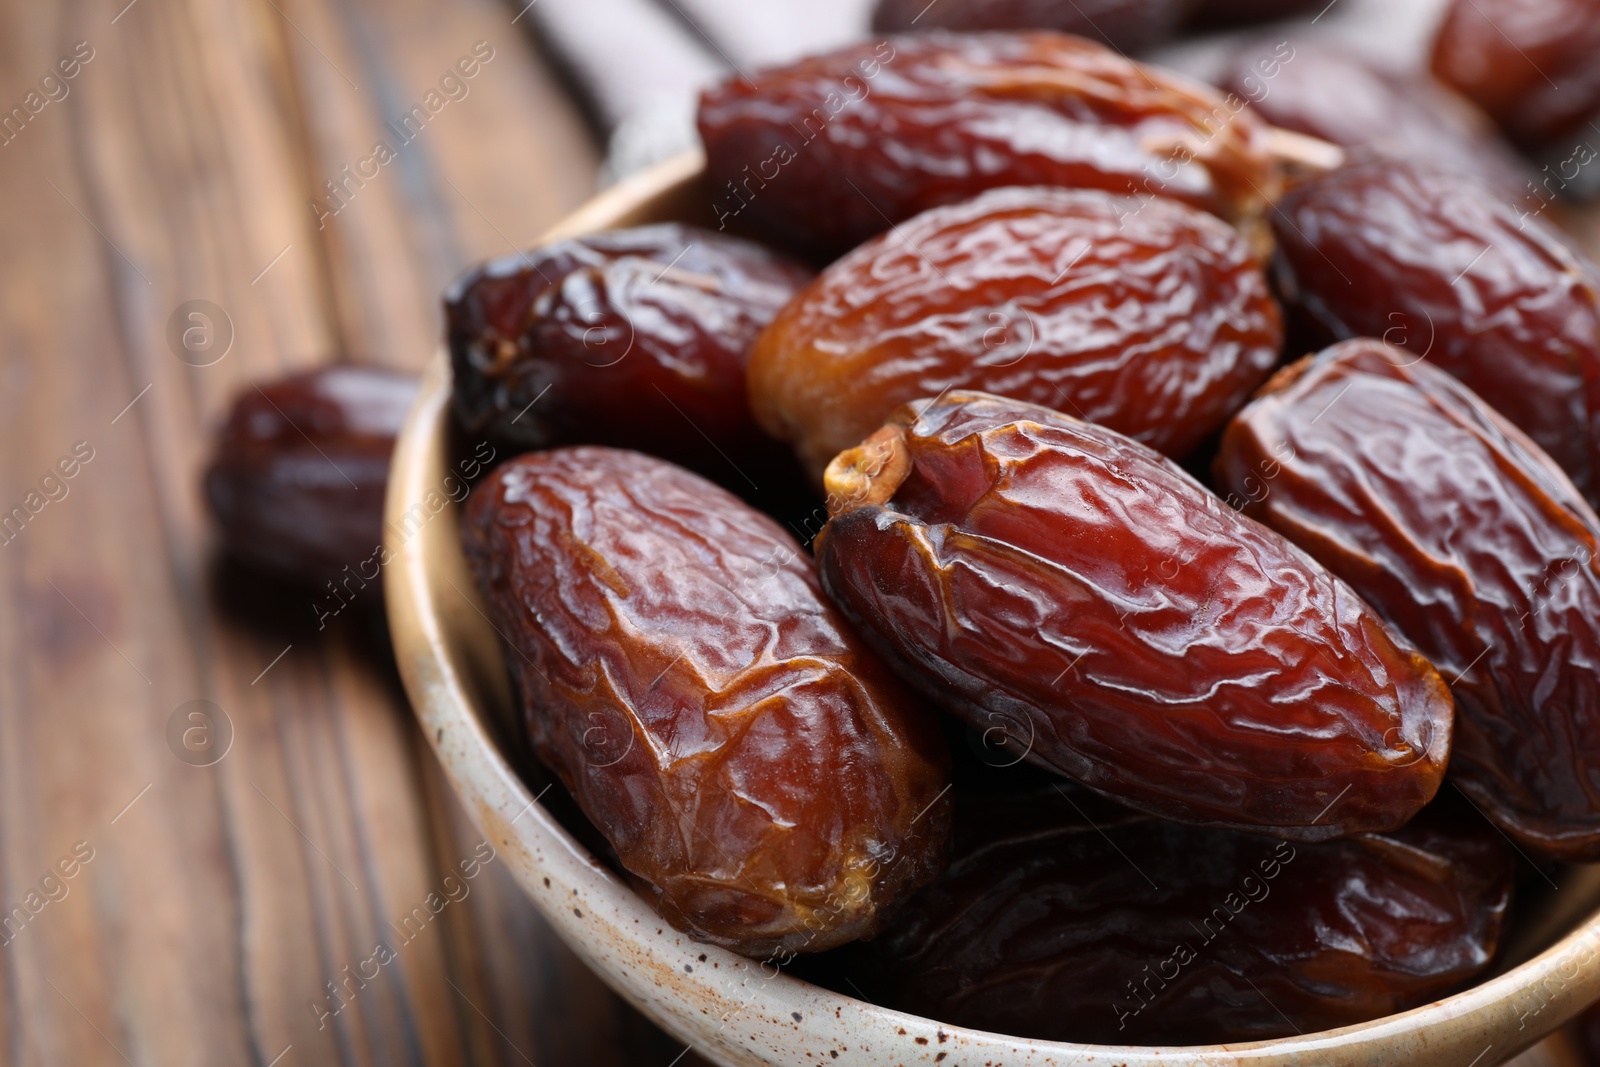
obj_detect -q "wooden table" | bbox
[0,0,1592,1064]
[0,0,717,1062]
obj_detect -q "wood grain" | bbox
[0,0,703,1063]
[0,0,1588,1063]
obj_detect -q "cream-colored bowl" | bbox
[385,150,1600,1067]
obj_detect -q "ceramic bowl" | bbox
[385,150,1600,1067]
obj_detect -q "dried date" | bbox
[748,186,1282,482]
[697,32,1281,257]
[1216,39,1531,201]
[1216,339,1600,860]
[446,224,811,481]
[815,391,1453,839]
[864,787,1511,1044]
[1431,0,1600,149]
[870,0,1190,53]
[1272,158,1600,502]
[203,366,416,584]
[461,447,952,956]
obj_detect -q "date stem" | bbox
[825,425,911,514]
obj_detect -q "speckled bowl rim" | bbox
[385,149,1600,1067]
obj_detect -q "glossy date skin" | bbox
[864,788,1511,1045]
[697,32,1281,258]
[203,366,417,583]
[461,447,952,956]
[815,391,1453,839]
[870,0,1190,53]
[1216,40,1531,201]
[1272,158,1600,503]
[1431,0,1600,149]
[748,186,1282,482]
[446,224,811,474]
[1216,340,1600,860]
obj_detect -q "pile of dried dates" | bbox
[203,7,1600,1047]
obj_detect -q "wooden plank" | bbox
[0,5,331,1067]
[0,0,710,1064]
[258,1,703,1061]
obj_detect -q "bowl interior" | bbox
[384,151,1600,1067]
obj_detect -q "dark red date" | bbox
[1216,39,1531,201]
[864,787,1511,1044]
[446,224,811,481]
[203,366,416,584]
[815,391,1454,839]
[1216,339,1600,860]
[1272,158,1600,503]
[1431,0,1600,149]
[870,0,1190,53]
[698,32,1281,257]
[748,186,1282,481]
[462,447,951,956]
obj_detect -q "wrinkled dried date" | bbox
[864,787,1510,1044]
[462,447,952,956]
[870,0,1190,53]
[815,391,1453,839]
[698,32,1281,257]
[1431,0,1600,149]
[446,224,811,481]
[204,366,417,583]
[1272,158,1600,503]
[748,186,1281,482]
[1216,339,1600,860]
[1216,39,1530,200]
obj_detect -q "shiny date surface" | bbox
[698,32,1280,257]
[1216,339,1600,860]
[1272,158,1600,502]
[864,788,1511,1044]
[815,391,1453,840]
[748,186,1281,482]
[446,224,810,482]
[462,447,952,957]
